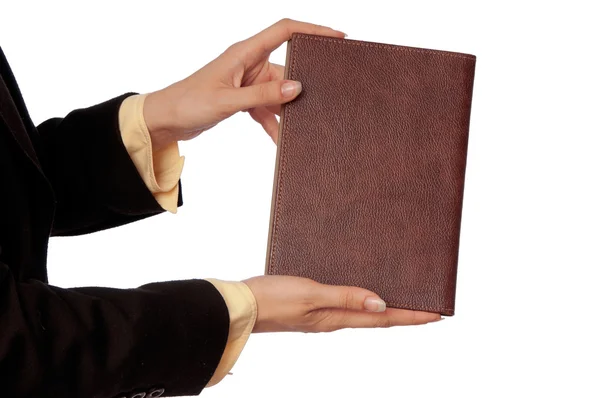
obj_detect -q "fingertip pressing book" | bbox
[265,33,476,316]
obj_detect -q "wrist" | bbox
[143,89,177,151]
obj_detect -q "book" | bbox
[265,33,476,316]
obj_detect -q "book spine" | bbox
[264,36,295,275]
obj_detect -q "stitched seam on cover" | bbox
[293,34,475,61]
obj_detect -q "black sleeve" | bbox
[0,262,230,397]
[34,93,180,237]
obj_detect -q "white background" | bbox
[2,1,599,397]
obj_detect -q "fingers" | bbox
[244,18,346,57]
[322,308,442,330]
[314,284,388,313]
[266,104,281,116]
[269,63,285,80]
[310,283,442,330]
[249,107,279,142]
[227,79,302,113]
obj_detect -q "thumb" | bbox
[230,80,302,112]
[316,285,387,313]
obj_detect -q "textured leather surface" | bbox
[265,33,476,316]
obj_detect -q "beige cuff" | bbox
[118,94,184,214]
[204,279,258,387]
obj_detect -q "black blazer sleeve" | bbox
[0,265,230,397]
[33,93,179,236]
[0,47,231,397]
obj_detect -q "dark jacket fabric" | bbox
[0,46,229,398]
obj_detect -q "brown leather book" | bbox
[265,33,476,316]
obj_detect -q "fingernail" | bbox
[430,317,445,323]
[364,297,386,312]
[281,81,301,98]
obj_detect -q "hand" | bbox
[143,19,346,150]
[242,275,442,333]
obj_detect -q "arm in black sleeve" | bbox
[0,261,229,397]
[1,46,173,236]
[34,93,180,237]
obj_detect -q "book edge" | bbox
[264,37,294,275]
[291,32,476,61]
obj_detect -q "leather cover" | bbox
[265,33,476,316]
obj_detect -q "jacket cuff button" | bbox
[148,388,165,397]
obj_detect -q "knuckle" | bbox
[277,18,293,37]
[225,41,244,56]
[255,84,272,102]
[410,311,418,325]
[310,310,337,332]
[215,90,235,115]
[339,289,355,309]
[375,317,392,328]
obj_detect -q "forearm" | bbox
[0,262,229,397]
[36,93,168,236]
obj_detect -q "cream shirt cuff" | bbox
[204,279,258,387]
[118,93,184,214]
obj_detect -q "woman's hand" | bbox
[242,275,442,333]
[143,19,345,150]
